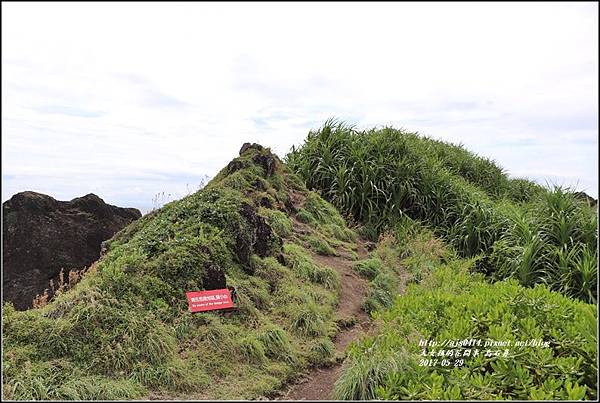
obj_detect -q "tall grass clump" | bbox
[283,243,340,290]
[287,120,597,302]
[491,187,598,302]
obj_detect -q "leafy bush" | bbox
[334,261,598,400]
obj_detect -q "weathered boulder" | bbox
[235,202,281,274]
[231,143,279,177]
[2,191,141,310]
[201,263,227,291]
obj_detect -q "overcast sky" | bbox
[2,2,598,212]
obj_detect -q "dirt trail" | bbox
[279,194,372,400]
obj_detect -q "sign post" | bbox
[186,288,235,313]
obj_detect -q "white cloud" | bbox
[2,2,598,212]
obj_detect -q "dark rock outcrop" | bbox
[235,202,281,274]
[229,143,279,177]
[201,263,227,291]
[2,191,141,310]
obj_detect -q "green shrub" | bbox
[335,262,598,400]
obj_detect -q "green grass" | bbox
[2,144,355,400]
[352,258,383,280]
[5,123,597,401]
[287,120,597,303]
[334,225,597,401]
[283,243,340,291]
[288,301,335,337]
[296,190,358,245]
[259,207,293,238]
[306,233,338,256]
[308,338,336,366]
[350,232,409,314]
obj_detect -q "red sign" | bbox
[186,289,234,312]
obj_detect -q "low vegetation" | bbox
[335,220,597,400]
[288,120,596,400]
[2,144,356,400]
[351,233,404,314]
[287,120,597,303]
[3,121,597,401]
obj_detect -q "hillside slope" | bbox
[3,128,597,401]
[333,220,597,400]
[2,143,367,400]
[287,120,597,303]
[286,121,597,400]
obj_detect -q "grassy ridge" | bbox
[2,144,357,400]
[287,120,597,400]
[3,123,596,400]
[286,120,597,303]
[334,220,597,400]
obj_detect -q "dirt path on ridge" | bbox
[278,193,372,401]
